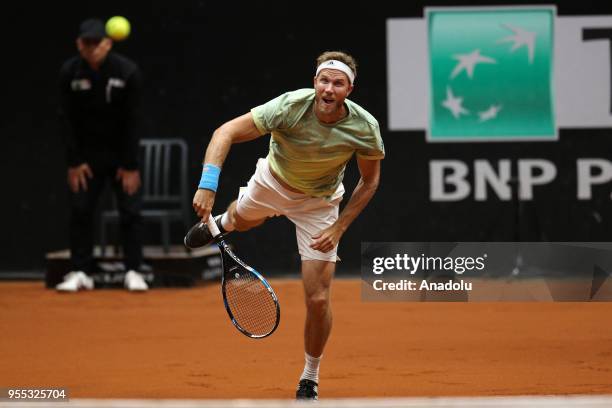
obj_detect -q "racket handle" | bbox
[207,214,222,238]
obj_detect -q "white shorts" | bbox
[235,158,345,262]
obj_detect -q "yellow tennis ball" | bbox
[106,16,131,41]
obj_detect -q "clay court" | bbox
[2,279,612,404]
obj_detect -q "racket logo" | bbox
[229,265,240,279]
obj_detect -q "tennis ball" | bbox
[106,16,131,41]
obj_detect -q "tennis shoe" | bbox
[296,379,318,401]
[184,216,227,249]
[124,270,149,291]
[56,271,94,292]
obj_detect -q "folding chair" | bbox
[99,138,190,254]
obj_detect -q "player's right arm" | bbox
[192,112,263,221]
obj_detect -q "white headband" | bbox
[315,60,355,85]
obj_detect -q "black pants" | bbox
[69,164,143,273]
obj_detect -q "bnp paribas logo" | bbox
[427,6,556,142]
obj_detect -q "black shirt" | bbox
[59,52,143,170]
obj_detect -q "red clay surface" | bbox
[1,280,612,399]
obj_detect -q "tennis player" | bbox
[190,51,384,400]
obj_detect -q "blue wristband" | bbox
[198,163,221,192]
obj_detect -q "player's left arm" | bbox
[310,157,381,253]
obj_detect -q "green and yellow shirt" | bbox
[251,88,384,197]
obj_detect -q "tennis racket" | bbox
[204,215,280,339]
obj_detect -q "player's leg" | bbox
[295,259,334,400]
[290,190,343,400]
[185,159,280,248]
[302,259,335,358]
[219,199,267,232]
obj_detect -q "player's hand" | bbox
[67,163,93,193]
[116,168,141,195]
[193,188,216,221]
[310,223,346,253]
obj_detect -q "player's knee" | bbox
[305,292,330,317]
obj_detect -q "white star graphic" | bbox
[450,49,497,79]
[442,87,469,119]
[497,24,537,64]
[478,104,502,122]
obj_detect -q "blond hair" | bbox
[316,51,357,78]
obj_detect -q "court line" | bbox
[3,395,612,407]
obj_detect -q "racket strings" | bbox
[225,272,278,336]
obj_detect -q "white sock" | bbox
[300,352,321,383]
[220,212,235,232]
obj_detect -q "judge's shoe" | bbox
[124,270,149,292]
[56,271,94,292]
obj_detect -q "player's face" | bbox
[77,37,112,69]
[313,69,353,123]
